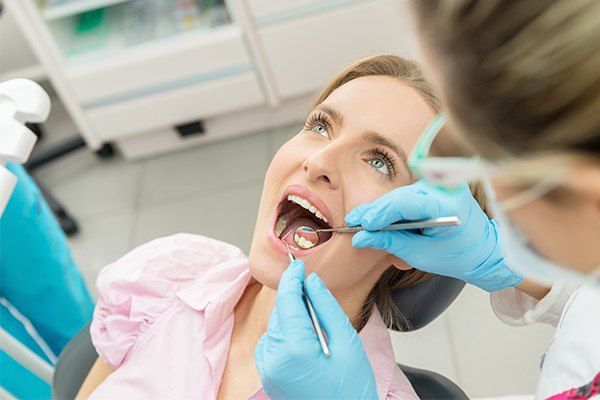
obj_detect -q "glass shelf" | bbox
[42,0,231,65]
[39,0,132,21]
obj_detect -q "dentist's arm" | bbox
[345,180,523,292]
[254,260,378,399]
[517,280,551,300]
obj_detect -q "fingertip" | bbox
[361,207,393,230]
[290,259,305,271]
[286,259,305,277]
[304,273,335,308]
[306,272,326,292]
[351,231,366,248]
[360,210,378,230]
[278,259,306,292]
[352,230,376,248]
[345,204,368,226]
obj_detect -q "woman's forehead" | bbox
[318,75,435,151]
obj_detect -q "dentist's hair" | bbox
[314,55,490,330]
[411,0,600,161]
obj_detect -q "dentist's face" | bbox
[249,76,436,293]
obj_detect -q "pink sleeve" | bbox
[387,366,420,399]
[90,233,245,368]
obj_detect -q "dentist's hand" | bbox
[345,180,523,292]
[254,260,378,399]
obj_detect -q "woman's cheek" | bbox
[311,234,382,291]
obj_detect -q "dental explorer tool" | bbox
[281,236,330,357]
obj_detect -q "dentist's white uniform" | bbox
[491,279,600,399]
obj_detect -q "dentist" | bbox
[255,0,600,398]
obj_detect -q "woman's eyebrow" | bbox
[361,131,408,168]
[316,105,344,126]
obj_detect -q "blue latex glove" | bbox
[345,180,523,292]
[254,260,378,399]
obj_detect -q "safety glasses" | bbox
[408,115,489,190]
[408,114,568,210]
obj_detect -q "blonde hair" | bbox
[312,55,489,330]
[411,0,600,162]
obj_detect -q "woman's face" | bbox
[249,76,435,294]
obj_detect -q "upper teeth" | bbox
[287,195,329,224]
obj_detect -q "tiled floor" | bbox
[31,97,555,398]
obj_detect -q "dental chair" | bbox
[52,275,469,399]
[391,275,469,399]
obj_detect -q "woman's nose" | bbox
[302,150,340,189]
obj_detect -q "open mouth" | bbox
[274,193,333,250]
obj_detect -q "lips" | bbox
[272,185,334,252]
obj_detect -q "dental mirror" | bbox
[294,226,320,249]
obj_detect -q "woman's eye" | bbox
[304,112,332,139]
[368,157,390,175]
[311,123,330,139]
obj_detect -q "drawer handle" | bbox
[176,120,206,138]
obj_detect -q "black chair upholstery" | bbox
[399,364,469,399]
[388,275,468,399]
[53,276,468,399]
[52,322,96,400]
[390,275,466,331]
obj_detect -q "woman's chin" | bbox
[248,250,289,290]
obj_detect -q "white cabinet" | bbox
[254,0,418,99]
[87,71,263,140]
[67,25,253,105]
[4,0,419,159]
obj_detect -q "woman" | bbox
[259,1,599,398]
[75,55,483,399]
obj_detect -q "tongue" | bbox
[281,216,321,248]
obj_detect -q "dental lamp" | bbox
[0,78,50,216]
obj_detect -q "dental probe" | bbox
[283,241,331,357]
[304,216,461,234]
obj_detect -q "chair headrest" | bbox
[390,275,465,331]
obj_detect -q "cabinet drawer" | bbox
[87,71,264,140]
[258,0,417,99]
[66,25,252,105]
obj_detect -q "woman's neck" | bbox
[234,278,371,341]
[232,282,275,343]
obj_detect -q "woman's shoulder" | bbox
[96,233,246,294]
[90,234,246,368]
